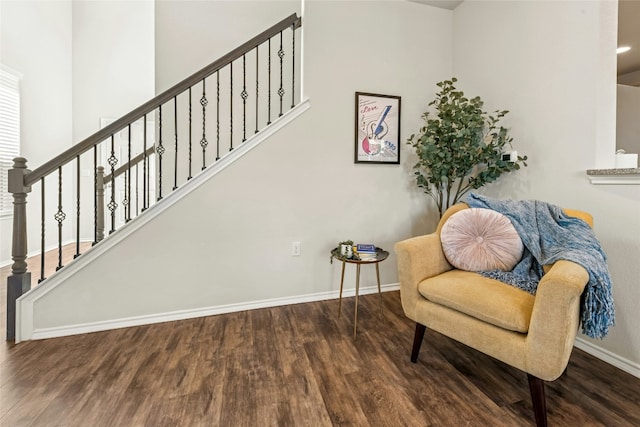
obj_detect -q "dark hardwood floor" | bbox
[1,259,639,426]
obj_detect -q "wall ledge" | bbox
[586,168,640,185]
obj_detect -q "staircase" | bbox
[6,14,304,341]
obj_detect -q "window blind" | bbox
[0,66,21,216]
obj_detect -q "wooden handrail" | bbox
[24,13,301,187]
[103,147,155,184]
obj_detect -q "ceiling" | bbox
[410,0,463,10]
[412,0,640,84]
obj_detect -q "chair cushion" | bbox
[440,208,524,272]
[418,270,535,333]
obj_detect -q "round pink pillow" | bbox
[440,208,524,272]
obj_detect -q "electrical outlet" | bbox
[501,150,518,162]
[291,241,301,256]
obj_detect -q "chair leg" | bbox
[527,374,548,427]
[411,323,426,363]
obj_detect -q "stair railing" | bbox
[6,13,302,340]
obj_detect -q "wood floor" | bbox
[1,261,640,426]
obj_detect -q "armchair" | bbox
[395,203,593,427]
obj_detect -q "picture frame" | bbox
[354,92,401,164]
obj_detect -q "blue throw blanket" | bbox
[466,193,615,339]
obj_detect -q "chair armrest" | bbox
[526,260,589,380]
[394,234,452,320]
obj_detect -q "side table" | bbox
[331,247,389,339]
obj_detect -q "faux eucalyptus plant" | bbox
[407,78,527,217]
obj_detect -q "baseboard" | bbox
[29,282,400,341]
[574,337,640,379]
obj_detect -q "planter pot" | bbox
[340,244,353,258]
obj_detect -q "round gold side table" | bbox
[331,247,389,339]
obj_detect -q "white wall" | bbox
[72,0,155,141]
[153,0,303,196]
[0,0,155,265]
[453,0,640,373]
[617,84,640,154]
[154,0,301,94]
[27,0,451,332]
[72,0,155,241]
[0,0,73,265]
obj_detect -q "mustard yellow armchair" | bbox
[395,203,592,427]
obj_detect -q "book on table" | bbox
[356,244,376,260]
[356,244,376,253]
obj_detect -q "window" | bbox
[0,65,21,216]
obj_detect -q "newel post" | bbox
[7,157,32,341]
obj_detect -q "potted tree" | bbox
[407,78,527,217]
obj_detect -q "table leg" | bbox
[338,260,346,317]
[354,264,361,339]
[376,262,383,315]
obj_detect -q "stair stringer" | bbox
[15,98,311,343]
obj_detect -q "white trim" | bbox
[587,174,640,185]
[15,101,311,342]
[27,283,400,341]
[575,337,640,379]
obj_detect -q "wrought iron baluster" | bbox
[173,96,178,190]
[93,145,98,245]
[123,160,129,224]
[230,62,234,151]
[108,135,118,234]
[201,79,208,169]
[135,163,139,215]
[125,124,132,222]
[241,54,248,142]
[255,45,259,134]
[188,88,193,180]
[216,71,220,161]
[143,114,148,211]
[75,156,81,258]
[291,23,296,109]
[157,105,164,200]
[268,38,272,125]
[39,177,46,283]
[278,31,285,117]
[96,166,104,243]
[146,154,150,208]
[55,166,66,271]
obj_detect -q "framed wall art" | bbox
[354,92,401,164]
